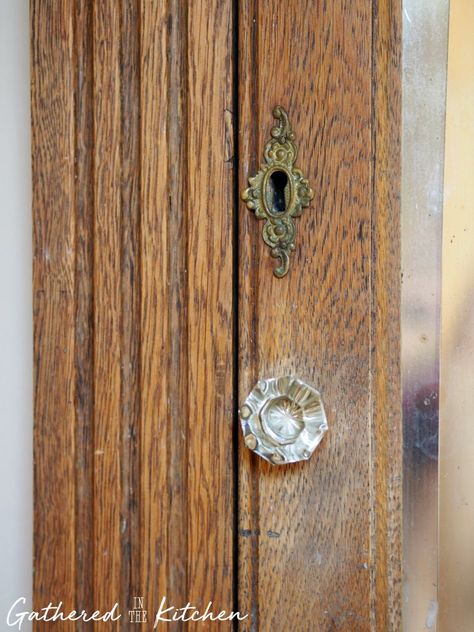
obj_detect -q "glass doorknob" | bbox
[239,376,328,465]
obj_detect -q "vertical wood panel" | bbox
[32,3,76,627]
[139,0,171,619]
[371,1,402,629]
[237,0,261,623]
[73,2,94,625]
[119,0,141,623]
[238,1,401,630]
[186,1,235,624]
[165,0,189,614]
[33,1,235,627]
[92,1,122,623]
[32,1,401,629]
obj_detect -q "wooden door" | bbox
[31,1,401,631]
[237,2,402,630]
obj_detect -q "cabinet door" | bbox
[237,2,401,630]
[32,1,401,631]
[32,2,235,628]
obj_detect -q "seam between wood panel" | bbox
[118,0,142,620]
[182,0,190,605]
[72,2,95,627]
[89,3,98,616]
[238,0,261,628]
[182,0,190,606]
[369,1,377,629]
[72,6,79,617]
[118,4,127,622]
[182,18,190,584]
[73,0,79,618]
[232,0,240,628]
[166,0,190,609]
[135,0,143,612]
[69,2,78,624]
[249,1,260,628]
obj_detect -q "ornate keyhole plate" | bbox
[241,106,314,278]
[239,376,328,465]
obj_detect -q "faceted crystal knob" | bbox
[239,376,328,465]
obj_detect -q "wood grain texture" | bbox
[185,1,235,625]
[32,0,234,628]
[371,1,402,629]
[237,1,402,631]
[139,0,171,621]
[32,1,401,628]
[32,3,76,629]
[92,2,122,624]
[73,1,95,626]
[119,0,141,625]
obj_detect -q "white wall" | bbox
[0,1,32,629]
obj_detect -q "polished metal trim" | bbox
[402,1,449,629]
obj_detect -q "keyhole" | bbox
[268,170,288,214]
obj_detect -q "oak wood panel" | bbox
[238,2,401,631]
[73,2,95,626]
[32,4,76,629]
[139,0,172,621]
[119,0,142,625]
[32,1,401,628]
[371,1,402,629]
[32,1,235,628]
[92,3,123,625]
[165,0,189,612]
[185,1,235,623]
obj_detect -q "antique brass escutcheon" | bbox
[241,106,313,277]
[239,376,328,465]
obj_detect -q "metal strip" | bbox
[401,1,449,630]
[439,2,474,627]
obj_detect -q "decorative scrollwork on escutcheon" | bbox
[241,106,313,278]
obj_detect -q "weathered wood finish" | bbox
[32,1,401,630]
[32,4,76,629]
[237,1,401,630]
[371,2,402,630]
[32,1,234,629]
